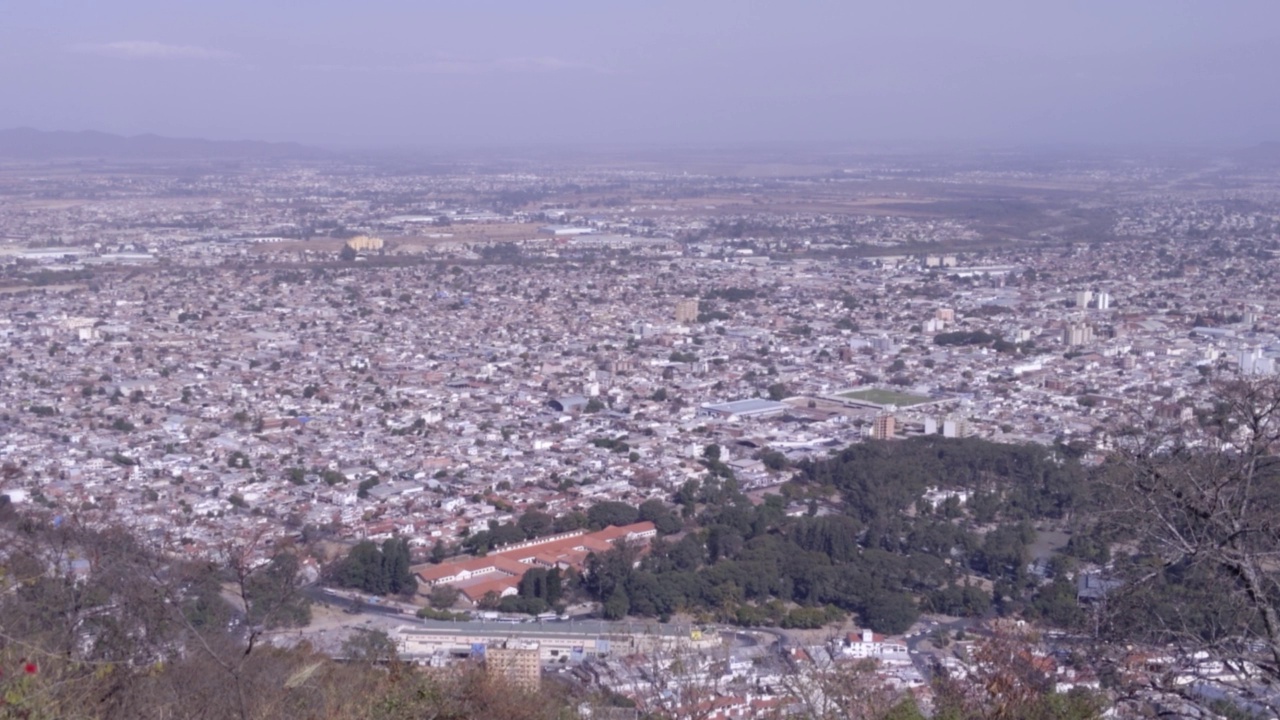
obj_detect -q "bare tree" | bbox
[773,645,908,720]
[627,633,733,720]
[1098,377,1280,714]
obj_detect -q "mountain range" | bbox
[0,127,325,161]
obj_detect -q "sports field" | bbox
[839,388,933,407]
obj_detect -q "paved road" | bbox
[306,586,417,619]
[902,617,974,680]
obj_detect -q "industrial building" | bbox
[394,619,716,666]
[697,398,790,420]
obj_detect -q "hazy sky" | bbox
[2,0,1277,148]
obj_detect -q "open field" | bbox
[840,388,934,407]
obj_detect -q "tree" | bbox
[428,584,461,610]
[0,513,570,720]
[933,633,1104,720]
[776,654,913,720]
[333,537,416,597]
[602,587,630,619]
[587,501,639,529]
[245,552,312,629]
[638,498,682,535]
[381,537,417,597]
[430,539,448,564]
[341,628,398,664]
[1099,378,1280,714]
[553,511,588,533]
[517,510,556,540]
[545,567,563,606]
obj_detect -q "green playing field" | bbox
[839,389,933,406]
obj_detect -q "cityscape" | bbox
[2,141,1280,718]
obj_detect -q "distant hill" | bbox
[1235,141,1280,167]
[0,127,326,161]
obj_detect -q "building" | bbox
[394,619,716,665]
[345,235,385,252]
[942,418,969,438]
[1075,290,1093,309]
[486,641,541,691]
[1095,291,1112,310]
[868,335,896,353]
[416,522,658,604]
[1238,348,1276,375]
[548,395,590,413]
[870,414,896,440]
[538,225,595,236]
[936,308,955,323]
[839,629,909,660]
[697,398,790,420]
[1063,323,1094,347]
[674,298,699,324]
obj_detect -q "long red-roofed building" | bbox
[416,521,657,604]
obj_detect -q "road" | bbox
[902,617,976,680]
[306,586,418,619]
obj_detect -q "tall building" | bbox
[1075,290,1093,309]
[345,235,385,252]
[942,418,969,438]
[486,641,541,692]
[674,298,699,324]
[871,414,896,440]
[1063,323,1094,347]
[1095,291,1112,311]
[1239,348,1276,375]
[936,308,955,323]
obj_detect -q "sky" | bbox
[2,0,1278,149]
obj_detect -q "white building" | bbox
[838,629,909,660]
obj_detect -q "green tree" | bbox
[428,584,461,610]
[637,498,682,535]
[602,588,630,620]
[245,553,312,629]
[587,501,640,529]
[342,628,398,664]
[518,510,556,539]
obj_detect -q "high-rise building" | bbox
[1239,348,1277,376]
[1095,292,1112,310]
[942,418,969,438]
[871,414,896,440]
[344,235,385,252]
[674,298,699,324]
[486,641,541,692]
[1063,323,1094,347]
[936,308,955,323]
[1075,290,1093,309]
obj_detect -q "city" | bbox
[2,142,1280,717]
